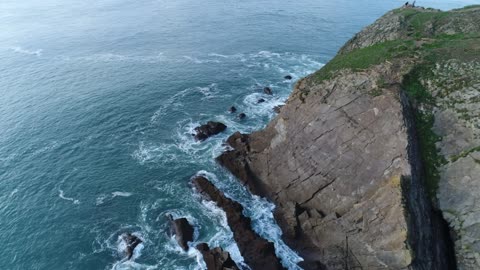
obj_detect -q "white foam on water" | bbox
[110,260,159,270]
[9,188,18,197]
[58,189,80,205]
[73,52,166,64]
[182,55,221,64]
[96,194,108,205]
[252,50,282,59]
[112,191,133,198]
[10,46,43,57]
[243,194,304,269]
[132,141,180,166]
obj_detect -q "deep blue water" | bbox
[0,0,476,269]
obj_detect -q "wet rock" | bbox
[273,105,284,113]
[264,87,273,95]
[284,75,293,80]
[257,98,266,103]
[192,176,285,270]
[168,215,194,251]
[228,106,237,113]
[196,243,239,270]
[121,233,142,260]
[238,113,246,120]
[194,121,227,141]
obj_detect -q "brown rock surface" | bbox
[218,61,455,269]
[168,216,195,251]
[196,243,239,270]
[192,176,285,270]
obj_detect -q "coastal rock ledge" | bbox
[218,5,480,270]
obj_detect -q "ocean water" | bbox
[0,0,476,269]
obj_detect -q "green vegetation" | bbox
[450,146,480,162]
[402,67,447,199]
[312,7,480,85]
[402,65,434,104]
[312,40,414,82]
[454,5,480,10]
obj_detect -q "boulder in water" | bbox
[121,233,142,260]
[257,98,266,103]
[194,121,227,141]
[196,243,240,270]
[167,215,194,251]
[263,87,273,95]
[284,75,293,80]
[238,113,246,120]
[228,106,237,113]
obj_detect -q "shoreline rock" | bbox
[194,121,227,141]
[196,243,239,270]
[121,233,142,260]
[168,215,194,251]
[191,176,285,270]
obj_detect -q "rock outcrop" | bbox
[168,215,194,251]
[218,5,480,270]
[196,243,239,270]
[191,176,285,270]
[194,121,227,141]
[121,233,142,260]
[427,60,480,270]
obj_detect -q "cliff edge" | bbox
[218,5,480,270]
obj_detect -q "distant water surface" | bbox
[0,0,476,269]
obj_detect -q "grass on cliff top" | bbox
[312,40,415,82]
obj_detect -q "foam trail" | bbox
[112,191,133,198]
[58,190,80,204]
[10,46,43,57]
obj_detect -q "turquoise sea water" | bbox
[0,0,476,269]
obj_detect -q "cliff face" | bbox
[218,5,480,270]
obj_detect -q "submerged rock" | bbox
[192,176,285,270]
[167,215,194,251]
[284,75,292,80]
[228,106,237,113]
[194,121,227,141]
[121,233,142,260]
[263,87,273,95]
[238,113,246,120]
[257,98,266,103]
[196,243,239,270]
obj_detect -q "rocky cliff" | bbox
[218,5,480,270]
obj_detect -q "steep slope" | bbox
[218,5,480,270]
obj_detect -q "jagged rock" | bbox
[284,75,293,80]
[273,105,284,113]
[257,98,266,103]
[218,62,457,269]
[121,233,142,260]
[192,176,285,270]
[194,121,227,141]
[228,106,237,113]
[168,215,194,251]
[428,60,480,270]
[196,243,239,270]
[264,87,273,95]
[238,113,246,120]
